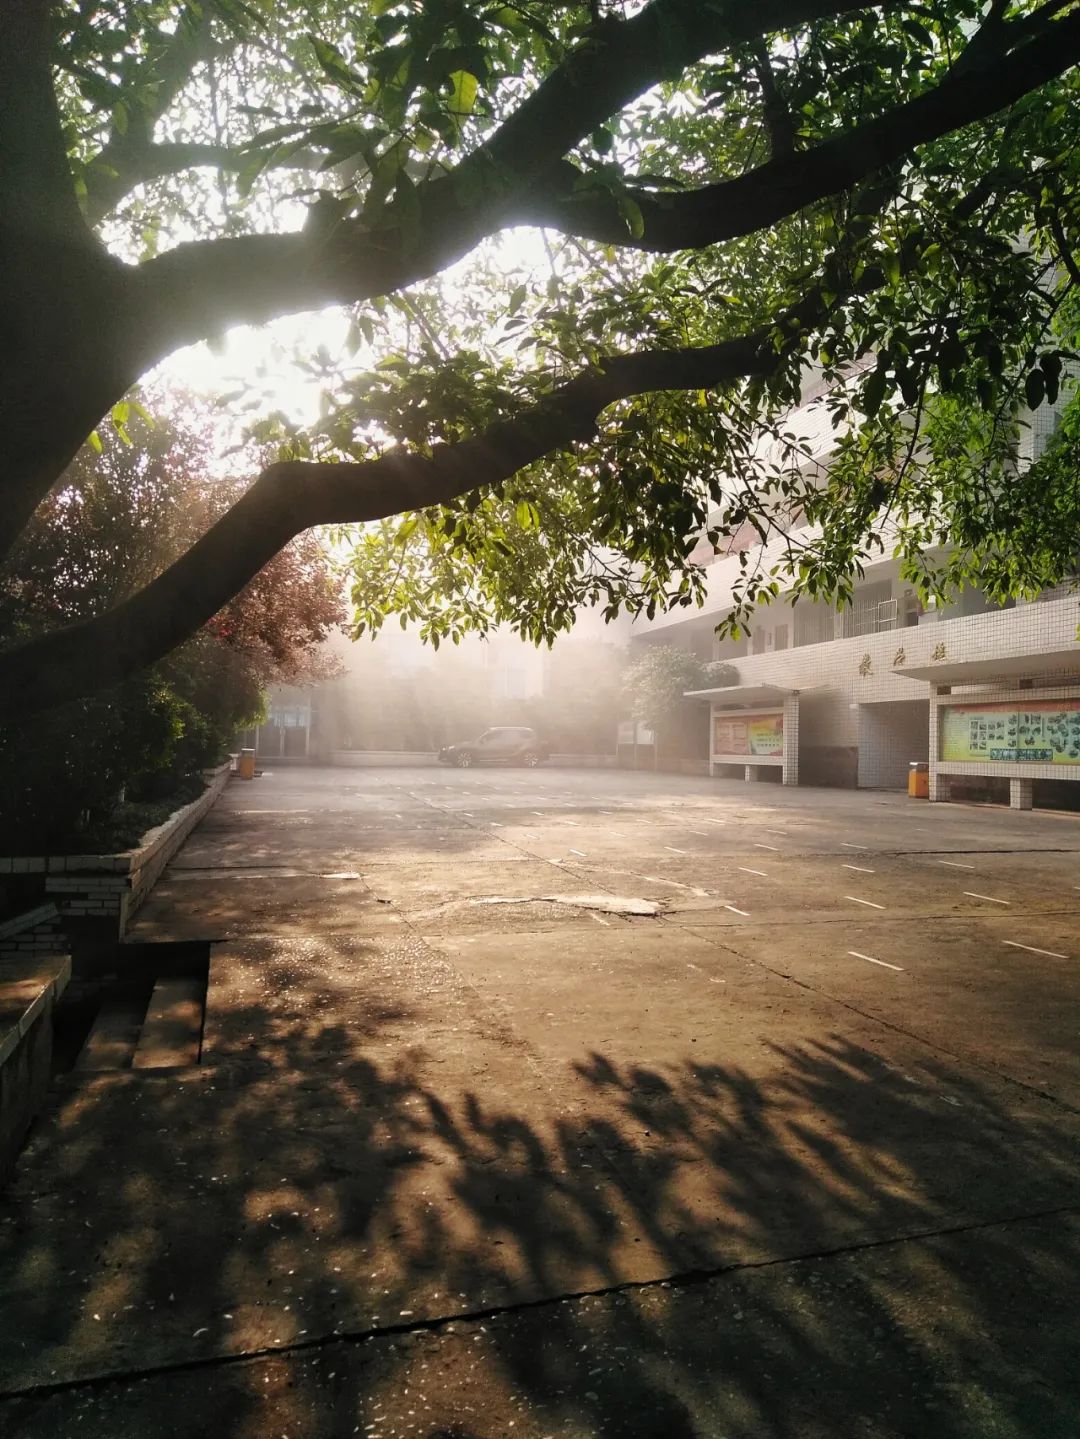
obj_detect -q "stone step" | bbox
[131,975,204,1069]
[74,984,148,1071]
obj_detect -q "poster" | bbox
[712,711,784,757]
[940,698,1080,764]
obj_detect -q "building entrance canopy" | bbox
[895,650,1080,686]
[684,683,802,707]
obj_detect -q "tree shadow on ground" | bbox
[1,986,1079,1438]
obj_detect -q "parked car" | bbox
[437,727,550,768]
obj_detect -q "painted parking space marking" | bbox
[1003,940,1068,959]
[842,863,875,873]
[609,830,627,837]
[849,950,904,972]
[963,891,1010,905]
[568,848,587,857]
[724,904,750,916]
[753,843,779,851]
[845,895,885,909]
[687,829,708,836]
[939,860,975,870]
[738,866,769,877]
[841,842,868,850]
[664,846,687,854]
[703,818,726,825]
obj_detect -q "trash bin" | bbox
[238,747,256,781]
[908,761,929,798]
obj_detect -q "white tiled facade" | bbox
[642,581,1080,792]
[632,384,1080,794]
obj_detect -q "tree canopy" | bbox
[4,0,1080,715]
[0,406,345,847]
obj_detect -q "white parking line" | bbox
[724,904,750,916]
[753,843,779,851]
[562,820,580,826]
[849,950,903,971]
[845,896,884,909]
[590,913,611,926]
[963,891,1010,905]
[1003,940,1067,958]
[841,842,868,851]
[664,846,687,854]
[939,860,975,870]
[842,863,875,873]
[738,866,768,877]
[568,848,587,857]
[687,830,708,836]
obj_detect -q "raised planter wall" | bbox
[0,762,231,945]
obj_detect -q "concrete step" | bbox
[131,975,204,1070]
[75,984,148,1071]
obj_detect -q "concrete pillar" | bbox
[1010,778,1034,810]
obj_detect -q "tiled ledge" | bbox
[0,762,231,876]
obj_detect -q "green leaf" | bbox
[87,429,103,454]
[1024,368,1045,411]
[309,35,357,91]
[863,365,887,417]
[447,69,478,126]
[616,193,645,240]
[514,499,539,530]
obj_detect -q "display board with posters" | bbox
[940,698,1080,764]
[712,710,784,758]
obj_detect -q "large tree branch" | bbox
[125,3,1080,379]
[81,7,215,223]
[125,0,881,372]
[0,325,788,716]
[520,8,1080,250]
[0,1,94,252]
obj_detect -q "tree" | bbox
[622,647,737,764]
[4,1,1080,715]
[0,409,345,847]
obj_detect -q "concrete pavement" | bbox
[2,766,1080,1437]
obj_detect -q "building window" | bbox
[793,601,834,648]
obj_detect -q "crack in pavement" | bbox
[2,1202,1075,1405]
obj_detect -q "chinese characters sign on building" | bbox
[712,711,784,757]
[940,699,1080,764]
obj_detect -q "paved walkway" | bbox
[3,767,1080,1437]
